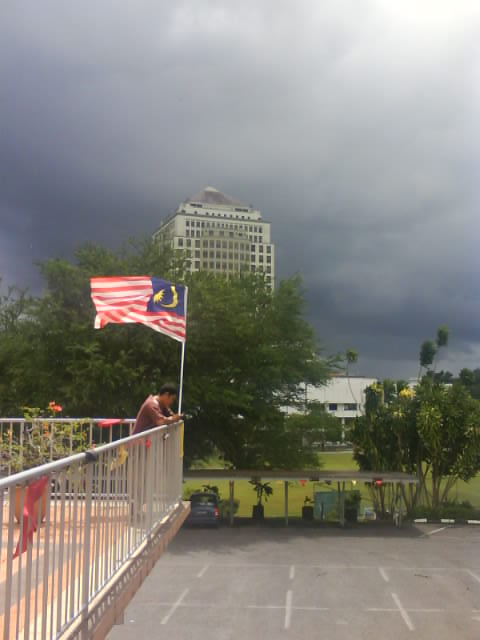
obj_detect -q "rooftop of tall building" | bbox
[185,186,249,208]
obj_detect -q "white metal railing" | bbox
[0,419,135,476]
[0,421,183,639]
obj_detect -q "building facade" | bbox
[305,376,378,427]
[153,186,275,286]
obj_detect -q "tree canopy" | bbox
[0,239,332,469]
[352,327,480,511]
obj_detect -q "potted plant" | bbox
[249,480,273,521]
[0,403,88,522]
[344,490,361,523]
[302,496,314,521]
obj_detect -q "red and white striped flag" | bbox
[90,276,187,342]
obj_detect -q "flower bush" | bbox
[0,402,88,475]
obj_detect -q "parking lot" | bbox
[107,523,480,639]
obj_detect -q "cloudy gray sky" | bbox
[1,1,479,378]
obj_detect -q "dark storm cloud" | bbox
[1,1,479,377]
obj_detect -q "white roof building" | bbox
[153,186,275,287]
[305,376,378,423]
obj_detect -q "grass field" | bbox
[184,451,480,517]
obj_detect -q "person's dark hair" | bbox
[158,382,177,396]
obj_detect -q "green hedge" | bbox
[410,501,480,521]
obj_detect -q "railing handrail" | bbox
[0,417,136,423]
[0,421,180,491]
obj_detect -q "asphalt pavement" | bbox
[107,522,480,639]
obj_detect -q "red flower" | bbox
[48,402,62,413]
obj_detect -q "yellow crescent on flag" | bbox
[153,286,178,309]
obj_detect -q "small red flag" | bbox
[14,476,49,558]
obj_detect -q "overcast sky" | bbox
[1,1,479,379]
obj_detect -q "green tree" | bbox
[287,401,342,451]
[459,368,480,401]
[0,239,332,469]
[352,381,480,510]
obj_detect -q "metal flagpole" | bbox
[177,286,188,414]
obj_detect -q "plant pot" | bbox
[15,485,47,524]
[252,504,264,521]
[302,505,314,521]
[345,507,358,523]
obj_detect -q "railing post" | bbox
[81,460,93,640]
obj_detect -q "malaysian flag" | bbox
[90,276,187,342]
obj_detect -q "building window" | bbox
[328,403,338,411]
[259,255,264,263]
[178,238,183,247]
[186,230,189,237]
[209,251,214,258]
[195,239,200,248]
[195,250,200,258]
[203,240,208,247]
[210,240,214,248]
[251,244,255,252]
[203,250,208,258]
[344,403,358,411]
[267,246,271,253]
[186,221,189,227]
[266,266,271,273]
[195,260,200,269]
[267,255,271,263]
[186,239,191,247]
[259,245,263,252]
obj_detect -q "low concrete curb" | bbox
[413,518,480,525]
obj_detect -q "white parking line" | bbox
[379,567,389,583]
[284,590,293,629]
[197,564,209,578]
[392,593,415,632]
[423,526,448,536]
[289,565,295,580]
[466,569,480,584]
[161,588,190,625]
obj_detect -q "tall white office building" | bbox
[153,186,275,287]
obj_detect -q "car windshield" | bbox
[191,495,217,505]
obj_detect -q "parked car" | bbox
[186,492,220,527]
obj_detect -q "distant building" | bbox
[153,186,275,287]
[305,376,378,429]
[284,376,378,442]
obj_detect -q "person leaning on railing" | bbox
[132,382,183,434]
[129,383,183,523]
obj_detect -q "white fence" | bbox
[0,421,184,639]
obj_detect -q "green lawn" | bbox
[184,451,480,517]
